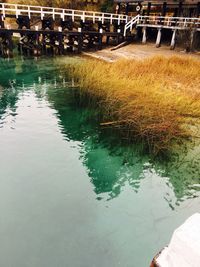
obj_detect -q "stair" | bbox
[124,15,140,37]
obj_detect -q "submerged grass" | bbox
[69,55,200,155]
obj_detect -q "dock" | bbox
[0,2,200,57]
[0,3,127,57]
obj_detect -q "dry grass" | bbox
[69,56,200,154]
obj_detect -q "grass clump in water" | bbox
[70,56,200,155]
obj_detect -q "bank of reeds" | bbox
[69,56,200,154]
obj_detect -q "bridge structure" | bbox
[0,2,130,57]
[0,2,200,57]
[124,14,200,49]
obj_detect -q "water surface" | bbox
[0,57,200,267]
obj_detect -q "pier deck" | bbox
[0,3,200,57]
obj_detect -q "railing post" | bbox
[2,3,5,19]
[110,14,113,25]
[124,25,127,37]
[136,15,139,24]
[83,11,85,23]
[102,13,104,24]
[41,7,44,20]
[130,22,133,31]
[15,5,19,18]
[93,12,95,23]
[61,9,65,21]
[118,15,120,25]
[28,6,31,19]
[53,8,55,20]
[81,15,85,23]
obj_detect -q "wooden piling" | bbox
[77,34,83,53]
[170,29,176,50]
[98,33,103,50]
[0,4,130,57]
[190,29,196,52]
[142,26,147,44]
[156,28,162,48]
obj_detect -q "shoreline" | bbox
[82,43,200,62]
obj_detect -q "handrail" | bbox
[140,15,200,21]
[124,15,200,36]
[0,2,131,24]
[138,15,200,27]
[124,15,140,36]
[1,2,200,36]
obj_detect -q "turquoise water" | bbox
[0,57,200,267]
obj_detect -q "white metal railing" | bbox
[0,2,130,25]
[124,14,140,36]
[138,15,200,29]
[124,15,200,36]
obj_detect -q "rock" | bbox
[151,213,200,267]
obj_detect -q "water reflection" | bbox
[0,56,200,207]
[164,141,200,202]
[46,85,150,200]
[45,71,200,205]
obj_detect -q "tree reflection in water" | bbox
[46,68,200,205]
[0,56,200,208]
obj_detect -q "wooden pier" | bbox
[0,2,200,57]
[124,14,200,50]
[0,3,128,57]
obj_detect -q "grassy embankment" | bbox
[70,56,200,155]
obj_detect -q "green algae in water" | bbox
[0,56,200,267]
